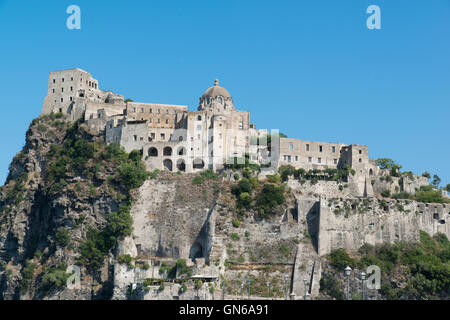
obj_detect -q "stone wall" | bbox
[317,197,450,256]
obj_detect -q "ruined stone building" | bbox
[41,68,377,191]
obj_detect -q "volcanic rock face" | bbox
[0,115,448,300]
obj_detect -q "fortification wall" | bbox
[316,197,450,256]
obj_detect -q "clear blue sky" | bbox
[0,0,449,186]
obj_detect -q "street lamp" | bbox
[266,281,270,299]
[360,272,366,300]
[284,274,289,300]
[247,279,251,300]
[344,266,352,300]
[303,278,308,300]
[240,283,244,300]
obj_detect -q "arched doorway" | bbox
[193,158,205,169]
[163,159,173,171]
[189,241,203,260]
[163,147,172,156]
[176,159,186,172]
[148,147,158,157]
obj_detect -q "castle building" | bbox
[40,68,376,193]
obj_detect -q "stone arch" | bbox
[177,146,186,156]
[148,147,158,157]
[193,158,205,169]
[163,159,173,171]
[189,241,203,260]
[163,146,172,156]
[176,159,186,172]
[369,168,374,176]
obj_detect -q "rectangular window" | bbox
[283,155,287,160]
[334,159,338,164]
[308,157,312,163]
[166,109,169,114]
[71,77,73,81]
[157,118,160,124]
[52,89,55,93]
[133,107,136,112]
[161,133,165,140]
[149,118,152,123]
[61,98,63,102]
[141,108,144,113]
[62,78,64,82]
[53,79,55,83]
[133,135,137,141]
[70,86,73,92]
[319,146,323,152]
[157,109,161,114]
[289,143,293,150]
[306,144,310,152]
[151,133,155,139]
[150,108,152,113]
[295,156,298,161]
[318,158,322,164]
[197,134,200,139]
[197,125,202,130]
[332,146,336,153]
[288,156,291,162]
[70,97,73,101]
[61,88,64,92]
[165,119,169,124]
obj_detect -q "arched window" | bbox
[148,147,158,157]
[197,115,202,121]
[163,147,172,156]
[177,159,186,172]
[163,159,173,171]
[218,97,223,104]
[193,158,205,169]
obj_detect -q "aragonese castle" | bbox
[0,67,445,300]
[41,68,383,197]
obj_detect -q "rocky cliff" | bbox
[0,115,448,300]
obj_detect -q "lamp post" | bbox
[266,281,270,299]
[247,279,251,300]
[344,266,352,300]
[360,272,366,301]
[303,278,308,300]
[240,283,244,300]
[284,274,289,300]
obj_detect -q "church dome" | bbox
[202,79,231,99]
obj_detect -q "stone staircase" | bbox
[291,239,322,299]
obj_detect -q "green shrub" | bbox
[117,161,149,189]
[266,174,281,184]
[381,189,391,197]
[232,219,240,228]
[230,233,240,241]
[328,249,356,270]
[319,275,344,300]
[255,183,285,216]
[118,254,133,265]
[192,176,204,185]
[41,264,70,293]
[55,228,70,247]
